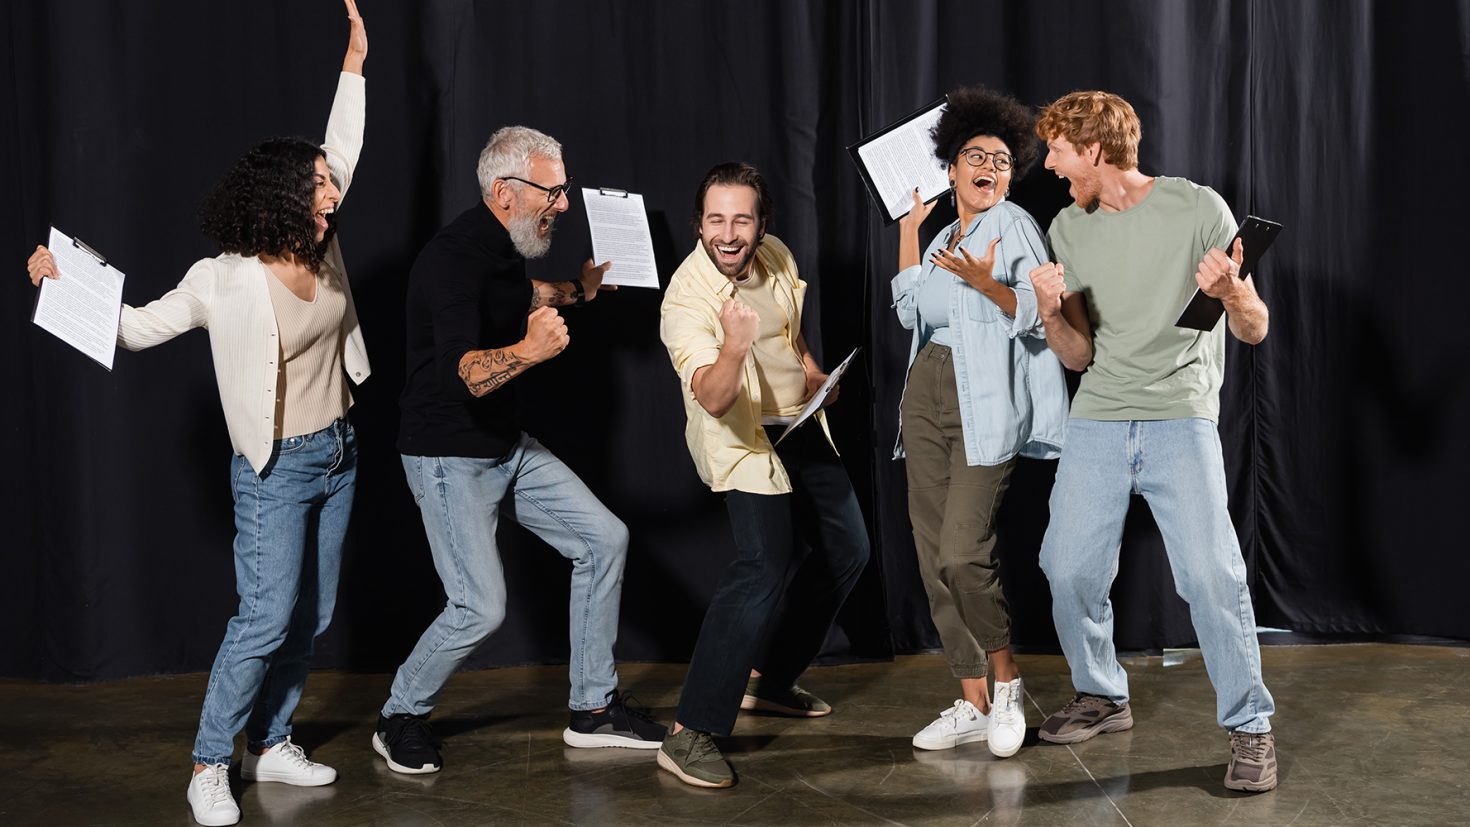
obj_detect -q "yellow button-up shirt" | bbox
[659,234,832,494]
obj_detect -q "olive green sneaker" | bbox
[657,728,734,788]
[1224,731,1278,792]
[740,677,833,717]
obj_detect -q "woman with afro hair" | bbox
[890,86,1070,760]
[26,2,371,824]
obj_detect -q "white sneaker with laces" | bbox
[240,737,338,786]
[988,677,1027,758]
[912,699,989,750]
[187,764,241,826]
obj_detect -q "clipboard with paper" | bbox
[31,226,125,370]
[775,347,860,446]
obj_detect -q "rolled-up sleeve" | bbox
[660,295,722,400]
[890,264,922,331]
[998,215,1049,339]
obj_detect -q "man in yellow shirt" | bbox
[656,162,870,788]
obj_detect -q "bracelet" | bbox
[571,279,586,306]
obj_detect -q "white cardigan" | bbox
[117,72,371,475]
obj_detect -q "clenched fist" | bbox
[521,306,569,364]
[719,298,759,353]
[1029,261,1066,320]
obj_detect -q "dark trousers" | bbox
[675,423,871,735]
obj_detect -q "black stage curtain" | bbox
[4,1,1467,681]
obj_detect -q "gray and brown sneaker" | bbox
[1038,694,1134,744]
[740,677,832,717]
[1225,730,1278,792]
[657,727,735,788]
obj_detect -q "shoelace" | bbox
[1232,732,1270,762]
[616,693,657,723]
[937,699,978,726]
[686,732,720,762]
[271,739,314,770]
[396,718,441,752]
[993,685,1022,720]
[196,764,232,807]
[1058,693,1102,715]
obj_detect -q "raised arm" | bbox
[1029,262,1094,371]
[891,187,937,331]
[323,0,367,200]
[342,0,367,74]
[689,299,759,419]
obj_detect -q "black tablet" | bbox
[1174,216,1283,331]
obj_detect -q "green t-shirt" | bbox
[1049,176,1237,422]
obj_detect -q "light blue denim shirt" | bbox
[891,199,1070,465]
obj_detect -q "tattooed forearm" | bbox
[458,347,530,397]
[529,280,578,309]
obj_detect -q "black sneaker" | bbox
[373,713,442,774]
[562,690,666,750]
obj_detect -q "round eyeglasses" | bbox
[957,148,1014,171]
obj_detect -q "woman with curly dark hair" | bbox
[890,86,1070,759]
[26,2,370,823]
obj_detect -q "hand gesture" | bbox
[1196,238,1244,299]
[521,306,569,364]
[579,258,616,302]
[26,245,59,286]
[342,0,368,74]
[718,298,759,353]
[932,237,1000,291]
[1029,261,1066,320]
[897,187,937,235]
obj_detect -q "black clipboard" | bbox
[847,96,948,225]
[1174,216,1283,331]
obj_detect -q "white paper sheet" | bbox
[32,227,125,370]
[582,187,660,288]
[775,347,860,446]
[854,101,950,221]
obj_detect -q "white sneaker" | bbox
[187,764,241,826]
[240,737,338,786]
[912,700,989,750]
[988,677,1027,758]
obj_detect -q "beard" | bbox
[700,236,758,279]
[508,207,554,259]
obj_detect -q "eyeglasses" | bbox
[499,175,573,204]
[957,148,1014,171]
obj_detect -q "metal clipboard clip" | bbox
[597,187,629,198]
[72,237,110,267]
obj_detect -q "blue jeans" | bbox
[675,424,870,736]
[1040,418,1274,733]
[385,434,628,715]
[193,419,356,765]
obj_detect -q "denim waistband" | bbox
[275,417,351,448]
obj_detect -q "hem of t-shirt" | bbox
[1067,404,1219,423]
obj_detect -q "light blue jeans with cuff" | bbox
[192,418,356,766]
[1040,417,1274,733]
[384,434,628,717]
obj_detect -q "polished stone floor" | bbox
[2,644,1467,826]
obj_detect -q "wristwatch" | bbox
[571,279,586,306]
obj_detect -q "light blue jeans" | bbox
[385,434,628,715]
[1040,418,1274,733]
[193,419,356,765]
